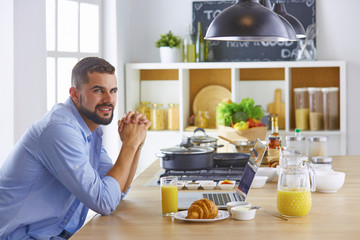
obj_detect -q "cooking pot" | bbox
[186,128,223,152]
[156,146,214,170]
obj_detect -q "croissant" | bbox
[186,198,218,219]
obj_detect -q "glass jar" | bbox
[285,129,307,156]
[308,136,328,159]
[194,110,210,129]
[167,103,179,130]
[322,87,339,130]
[308,88,323,130]
[294,88,309,130]
[311,156,333,172]
[150,104,165,130]
[137,102,151,120]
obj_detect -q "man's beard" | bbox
[78,96,114,125]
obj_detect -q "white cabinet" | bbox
[125,61,346,174]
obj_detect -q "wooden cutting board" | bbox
[267,88,285,129]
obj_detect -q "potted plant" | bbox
[155,31,182,63]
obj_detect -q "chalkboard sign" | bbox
[192,0,316,62]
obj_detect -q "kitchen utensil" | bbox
[193,85,231,128]
[213,152,249,167]
[156,146,214,170]
[218,135,255,153]
[250,206,288,221]
[267,89,285,129]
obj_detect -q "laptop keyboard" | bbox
[203,193,237,206]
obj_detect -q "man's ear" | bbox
[69,87,79,104]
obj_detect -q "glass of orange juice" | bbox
[160,176,178,216]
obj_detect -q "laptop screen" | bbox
[236,139,266,200]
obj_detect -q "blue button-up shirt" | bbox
[0,98,125,239]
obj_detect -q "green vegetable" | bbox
[239,97,264,120]
[216,98,264,126]
[232,111,249,122]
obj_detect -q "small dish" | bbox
[226,201,251,214]
[177,181,186,190]
[185,182,201,190]
[251,176,268,188]
[231,206,256,220]
[218,180,236,190]
[256,167,278,182]
[200,181,216,190]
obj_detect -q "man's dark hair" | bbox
[71,57,115,88]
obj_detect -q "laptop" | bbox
[178,138,266,210]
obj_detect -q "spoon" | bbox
[250,206,288,221]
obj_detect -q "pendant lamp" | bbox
[273,2,306,38]
[204,0,289,41]
[260,0,297,41]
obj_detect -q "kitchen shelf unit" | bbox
[125,61,346,158]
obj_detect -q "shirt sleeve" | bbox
[38,123,121,215]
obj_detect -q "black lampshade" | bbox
[204,0,289,41]
[273,2,306,38]
[260,0,297,41]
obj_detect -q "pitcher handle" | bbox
[307,163,317,192]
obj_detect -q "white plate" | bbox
[174,210,229,222]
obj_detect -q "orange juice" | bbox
[277,188,312,217]
[161,185,178,215]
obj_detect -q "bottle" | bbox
[183,25,195,62]
[267,115,281,167]
[194,110,210,128]
[167,103,179,130]
[195,21,205,62]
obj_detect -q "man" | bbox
[0,57,151,239]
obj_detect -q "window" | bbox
[46,0,101,110]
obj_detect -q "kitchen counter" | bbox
[73,156,360,239]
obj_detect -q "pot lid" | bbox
[190,127,217,143]
[160,146,214,155]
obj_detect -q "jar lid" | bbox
[286,135,306,141]
[307,87,322,92]
[152,103,163,107]
[140,101,151,104]
[293,88,308,92]
[168,103,179,107]
[308,136,328,142]
[311,156,333,164]
[321,87,339,92]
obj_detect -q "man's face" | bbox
[74,72,117,130]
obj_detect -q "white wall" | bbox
[13,0,47,141]
[119,0,360,155]
[0,1,14,166]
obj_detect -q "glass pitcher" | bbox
[277,149,316,217]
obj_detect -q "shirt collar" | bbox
[64,97,103,139]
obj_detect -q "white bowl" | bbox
[185,182,201,190]
[200,181,216,190]
[316,171,346,193]
[256,167,278,182]
[251,176,268,188]
[226,201,251,214]
[231,206,256,220]
[218,180,236,190]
